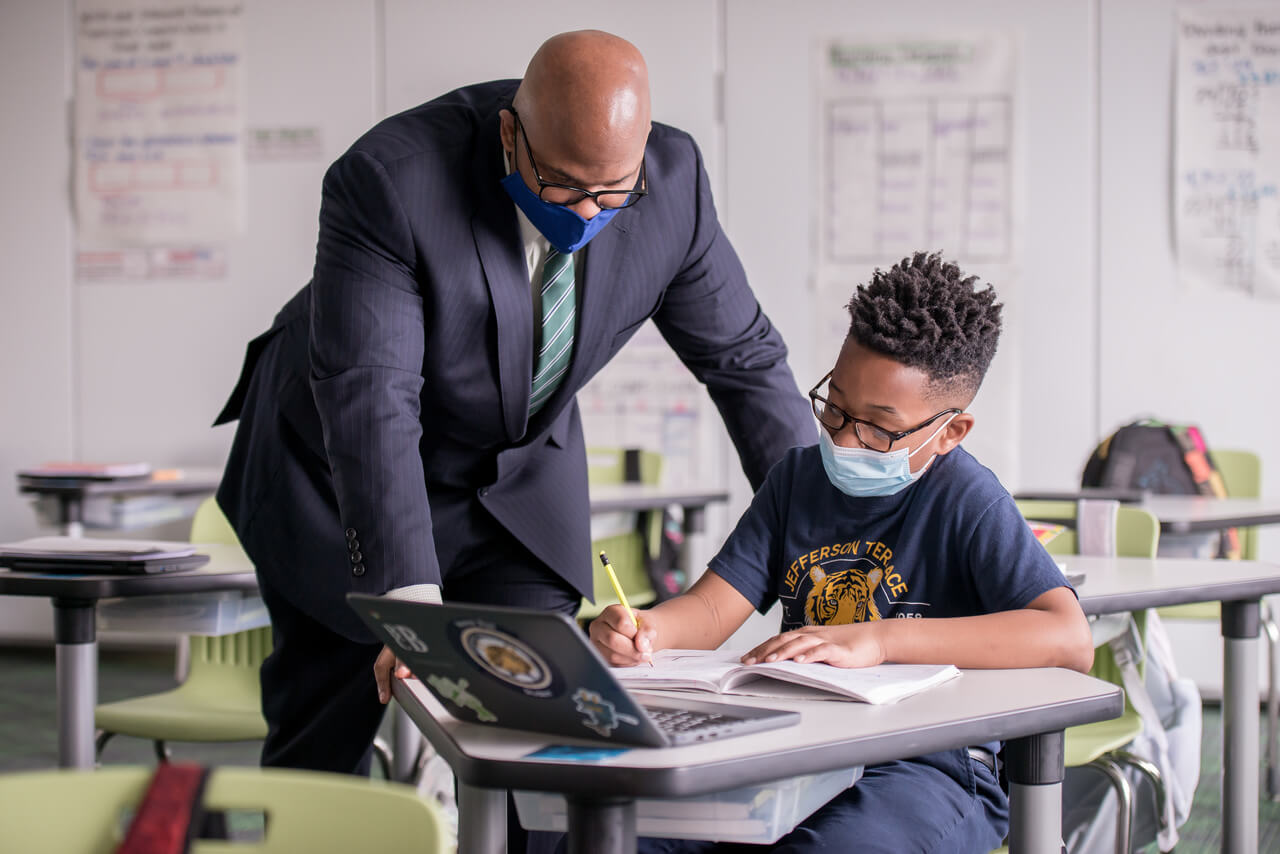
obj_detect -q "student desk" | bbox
[1014,490,1280,535]
[1070,554,1280,854]
[587,483,730,583]
[389,484,732,782]
[0,543,255,769]
[392,667,1122,854]
[17,467,223,537]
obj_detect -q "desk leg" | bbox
[57,495,84,538]
[680,504,707,584]
[457,783,507,854]
[1005,730,1064,854]
[392,701,423,782]
[565,795,636,854]
[1222,600,1260,854]
[52,598,97,769]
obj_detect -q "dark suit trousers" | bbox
[256,492,580,851]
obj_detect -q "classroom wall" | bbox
[1,0,1275,640]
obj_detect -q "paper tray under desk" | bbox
[514,765,861,844]
[97,590,269,636]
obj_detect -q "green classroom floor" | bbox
[1,644,1279,852]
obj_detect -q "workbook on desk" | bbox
[613,649,960,705]
[17,461,152,480]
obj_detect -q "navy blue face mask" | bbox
[500,170,621,255]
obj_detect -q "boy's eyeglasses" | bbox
[508,108,648,210]
[808,371,961,453]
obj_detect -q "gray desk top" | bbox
[1068,555,1280,614]
[16,466,223,498]
[588,484,730,513]
[1136,495,1280,532]
[393,667,1121,799]
[0,542,255,600]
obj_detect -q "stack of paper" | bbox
[0,538,197,560]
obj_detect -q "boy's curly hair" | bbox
[846,252,1002,402]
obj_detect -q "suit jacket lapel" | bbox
[471,116,531,442]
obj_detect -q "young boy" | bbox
[589,251,1095,853]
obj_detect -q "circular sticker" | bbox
[458,625,555,692]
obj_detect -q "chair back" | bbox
[0,766,451,853]
[584,447,664,617]
[187,497,270,672]
[1014,500,1159,559]
[1210,448,1262,560]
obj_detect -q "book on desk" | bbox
[612,648,960,705]
[17,461,153,481]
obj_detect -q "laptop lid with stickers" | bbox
[346,594,798,748]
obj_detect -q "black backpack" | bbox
[1081,418,1239,558]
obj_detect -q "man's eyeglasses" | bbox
[508,108,647,210]
[808,372,961,454]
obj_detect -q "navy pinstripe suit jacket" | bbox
[214,80,813,641]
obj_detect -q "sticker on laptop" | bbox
[426,674,497,722]
[449,621,562,698]
[572,687,639,738]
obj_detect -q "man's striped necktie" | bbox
[529,248,575,415]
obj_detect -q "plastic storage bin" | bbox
[97,591,269,636]
[513,765,861,843]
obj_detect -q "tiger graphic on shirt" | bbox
[805,565,882,625]
[780,538,918,628]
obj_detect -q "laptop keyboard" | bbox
[644,706,737,734]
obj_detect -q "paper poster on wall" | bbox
[1175,8,1280,298]
[578,324,707,489]
[74,0,245,249]
[816,35,1016,268]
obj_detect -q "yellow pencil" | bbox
[598,550,653,666]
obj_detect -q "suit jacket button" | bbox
[350,551,363,564]
[347,539,359,552]
[345,528,357,541]
[352,563,366,577]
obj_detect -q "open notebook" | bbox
[612,648,960,705]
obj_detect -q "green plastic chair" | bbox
[579,447,664,622]
[1016,500,1165,854]
[0,765,451,853]
[94,498,392,777]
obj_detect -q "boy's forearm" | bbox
[644,573,755,651]
[872,609,1094,673]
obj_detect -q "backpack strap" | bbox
[115,763,211,854]
[1164,424,1241,559]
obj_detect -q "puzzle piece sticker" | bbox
[426,674,498,722]
[572,687,639,737]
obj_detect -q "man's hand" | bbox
[374,644,413,703]
[741,623,886,669]
[589,604,657,666]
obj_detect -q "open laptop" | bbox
[347,594,800,748]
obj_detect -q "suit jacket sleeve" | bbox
[308,149,439,592]
[652,137,815,490]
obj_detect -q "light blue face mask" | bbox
[818,413,958,498]
[500,171,621,255]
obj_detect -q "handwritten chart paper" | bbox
[1176,9,1280,298]
[74,0,244,247]
[816,36,1016,267]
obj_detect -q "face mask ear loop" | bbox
[906,412,960,460]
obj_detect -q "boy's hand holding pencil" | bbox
[591,551,655,666]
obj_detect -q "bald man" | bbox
[214,29,812,795]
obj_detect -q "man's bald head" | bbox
[504,30,651,192]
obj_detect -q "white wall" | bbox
[1,0,1275,641]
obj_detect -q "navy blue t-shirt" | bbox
[710,444,1070,630]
